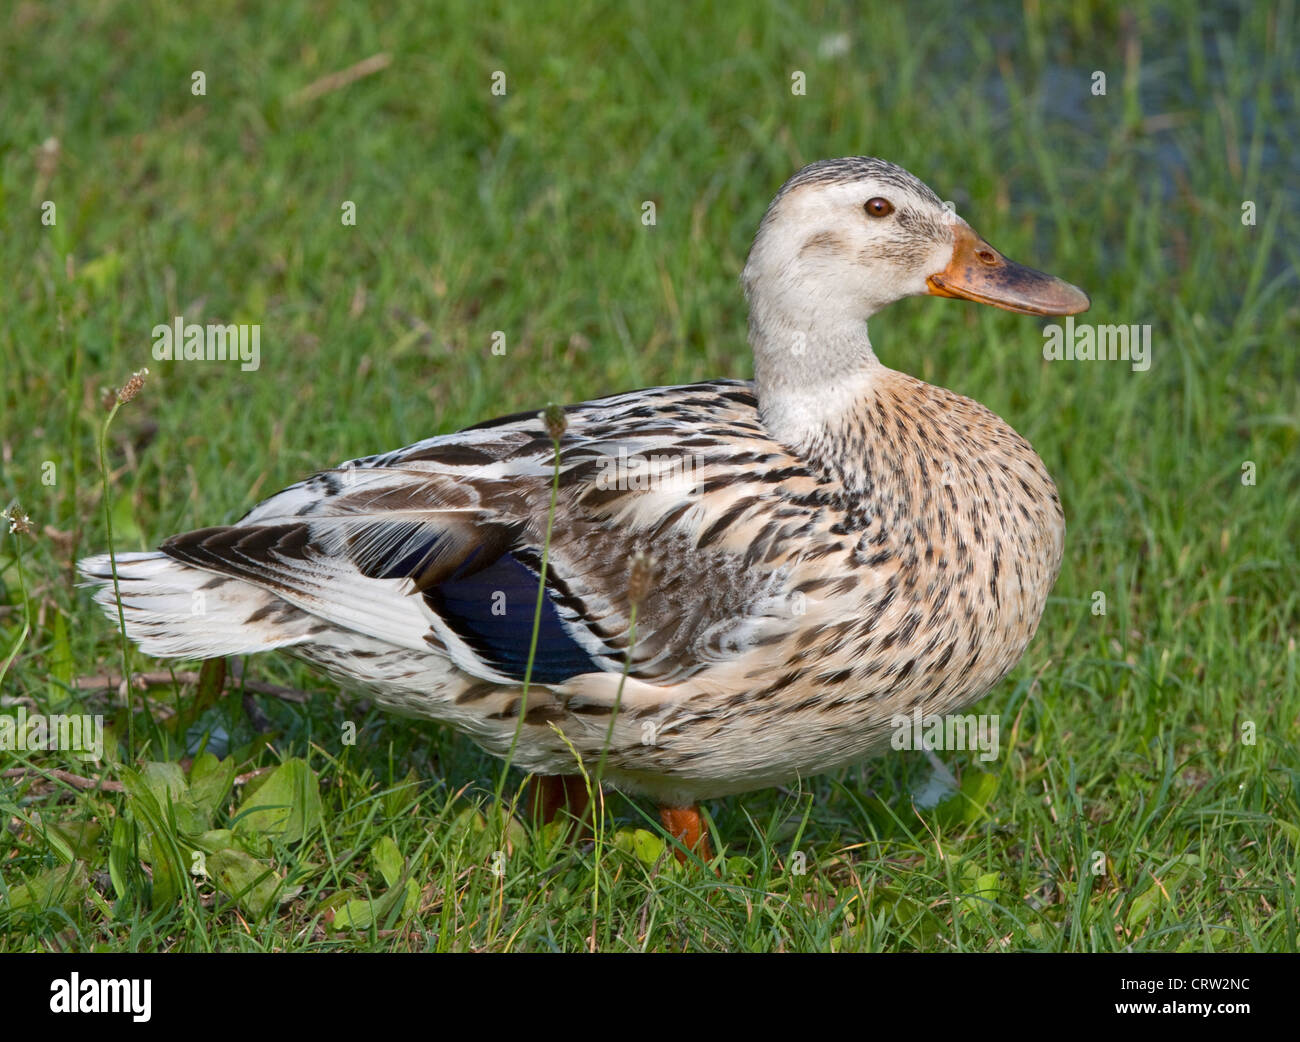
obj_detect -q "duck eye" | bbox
[864,197,894,218]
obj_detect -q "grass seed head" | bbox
[116,367,150,405]
[627,551,657,610]
[3,504,32,535]
[541,402,568,442]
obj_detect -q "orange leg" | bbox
[528,774,591,826]
[659,804,713,863]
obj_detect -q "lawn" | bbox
[1,0,1296,952]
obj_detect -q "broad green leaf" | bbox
[192,828,236,851]
[401,877,421,918]
[188,752,235,818]
[326,881,411,932]
[138,761,188,805]
[234,758,322,843]
[48,819,103,860]
[0,861,89,914]
[99,724,122,765]
[372,836,404,889]
[631,828,665,864]
[117,765,167,847]
[150,832,181,908]
[121,761,208,835]
[117,763,193,908]
[873,885,944,948]
[207,848,283,920]
[936,770,998,826]
[1126,882,1163,929]
[325,888,377,930]
[108,817,135,903]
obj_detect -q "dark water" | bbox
[921,0,1297,292]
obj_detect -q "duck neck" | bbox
[749,307,883,452]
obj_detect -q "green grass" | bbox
[1,0,1297,951]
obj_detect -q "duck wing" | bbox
[156,380,811,692]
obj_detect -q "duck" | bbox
[80,157,1088,859]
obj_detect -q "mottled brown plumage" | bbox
[81,157,1088,836]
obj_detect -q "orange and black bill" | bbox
[927,220,1090,316]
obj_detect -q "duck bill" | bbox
[926,221,1090,316]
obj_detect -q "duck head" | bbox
[742,157,1089,441]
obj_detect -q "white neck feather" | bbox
[747,303,881,449]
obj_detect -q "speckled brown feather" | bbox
[80,157,1076,809]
